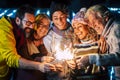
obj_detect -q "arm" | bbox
[43,31,53,55]
[19,57,55,72]
[90,22,120,66]
[0,21,55,73]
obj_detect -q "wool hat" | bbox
[72,7,87,25]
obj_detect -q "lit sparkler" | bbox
[54,43,74,61]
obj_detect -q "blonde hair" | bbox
[35,14,50,30]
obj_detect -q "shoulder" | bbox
[109,19,120,38]
[0,16,13,31]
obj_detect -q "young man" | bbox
[76,5,120,80]
[43,1,73,80]
[0,5,55,80]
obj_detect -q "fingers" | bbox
[41,56,54,62]
[98,36,107,53]
[44,63,56,72]
[75,56,89,69]
[55,64,63,72]
[66,60,76,69]
[76,62,84,69]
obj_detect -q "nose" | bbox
[29,23,35,29]
[57,18,63,23]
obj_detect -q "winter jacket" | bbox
[89,18,120,80]
[0,16,20,80]
[43,23,73,80]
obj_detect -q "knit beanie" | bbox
[72,7,87,25]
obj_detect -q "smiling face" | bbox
[52,11,68,30]
[87,12,105,35]
[22,13,35,30]
[36,18,50,39]
[72,22,89,40]
[16,13,35,38]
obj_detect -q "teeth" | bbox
[78,32,82,35]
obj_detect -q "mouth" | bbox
[77,32,82,36]
[24,27,33,33]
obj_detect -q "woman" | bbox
[27,13,52,62]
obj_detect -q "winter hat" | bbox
[50,1,69,20]
[72,7,87,25]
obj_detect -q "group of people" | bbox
[0,1,120,80]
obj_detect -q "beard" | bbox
[18,22,34,38]
[24,27,34,38]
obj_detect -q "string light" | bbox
[0,7,119,18]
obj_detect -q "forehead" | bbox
[41,18,50,23]
[52,11,66,17]
[73,22,87,28]
[23,13,35,21]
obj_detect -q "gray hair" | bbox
[85,4,111,19]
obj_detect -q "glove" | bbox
[76,55,90,69]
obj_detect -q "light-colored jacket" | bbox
[0,16,20,80]
[43,23,73,56]
[89,18,120,80]
[43,23,73,80]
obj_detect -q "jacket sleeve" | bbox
[0,23,20,68]
[43,31,53,55]
[89,21,120,66]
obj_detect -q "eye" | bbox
[54,18,58,20]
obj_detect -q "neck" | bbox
[33,38,43,47]
[34,33,41,41]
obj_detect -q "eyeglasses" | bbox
[22,20,35,26]
[37,23,49,29]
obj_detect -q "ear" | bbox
[15,17,21,25]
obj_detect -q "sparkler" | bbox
[54,43,74,61]
[52,42,74,78]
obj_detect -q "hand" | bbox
[66,59,76,69]
[76,55,90,69]
[41,56,54,62]
[38,62,56,73]
[55,63,63,72]
[97,36,107,53]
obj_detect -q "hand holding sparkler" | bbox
[41,56,54,62]
[66,59,76,69]
[38,62,56,72]
[76,55,90,69]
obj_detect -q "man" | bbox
[43,1,73,80]
[76,4,120,80]
[0,5,55,80]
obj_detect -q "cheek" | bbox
[74,29,78,34]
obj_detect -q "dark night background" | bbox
[0,0,120,12]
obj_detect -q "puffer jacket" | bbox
[0,16,20,80]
